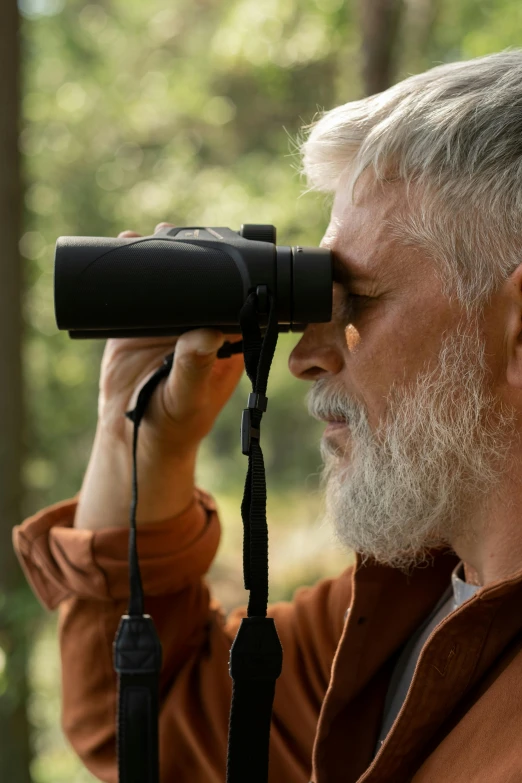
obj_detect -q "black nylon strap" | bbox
[125,353,174,616]
[117,672,160,782]
[238,292,275,609]
[226,287,283,783]
[227,679,276,783]
[113,355,173,783]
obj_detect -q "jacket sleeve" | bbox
[12,489,352,783]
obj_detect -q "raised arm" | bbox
[13,223,352,780]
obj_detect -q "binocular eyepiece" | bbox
[54,224,333,339]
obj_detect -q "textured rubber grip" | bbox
[55,236,244,331]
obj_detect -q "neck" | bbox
[452,464,522,586]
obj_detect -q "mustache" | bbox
[305,379,367,424]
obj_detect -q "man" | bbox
[13,50,522,782]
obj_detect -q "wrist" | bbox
[74,426,198,531]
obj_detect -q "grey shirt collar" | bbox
[451,562,481,608]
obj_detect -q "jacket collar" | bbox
[312,548,522,782]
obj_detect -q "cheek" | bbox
[340,308,444,423]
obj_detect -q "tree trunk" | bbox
[0,2,32,781]
[359,0,405,95]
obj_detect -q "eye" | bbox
[336,288,368,320]
[343,293,362,316]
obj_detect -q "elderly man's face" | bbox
[288,172,514,568]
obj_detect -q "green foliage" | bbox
[21,0,354,520]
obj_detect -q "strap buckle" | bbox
[240,393,268,455]
[241,409,260,455]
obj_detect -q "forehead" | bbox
[322,171,423,284]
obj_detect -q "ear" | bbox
[505,263,522,390]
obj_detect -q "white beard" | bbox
[306,322,515,570]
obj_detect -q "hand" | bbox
[74,223,245,530]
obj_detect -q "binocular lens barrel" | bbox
[54,225,333,338]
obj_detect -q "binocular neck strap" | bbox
[113,285,282,783]
[226,286,283,783]
[113,355,173,783]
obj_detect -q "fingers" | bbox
[117,222,175,240]
[162,329,226,417]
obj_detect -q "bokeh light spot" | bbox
[56,83,87,114]
[24,459,57,490]
[18,0,64,18]
[96,162,125,191]
[116,143,144,171]
[79,3,108,34]
[25,184,57,216]
[202,96,237,126]
[148,8,180,43]
[19,231,47,261]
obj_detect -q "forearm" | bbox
[71,296,243,533]
[13,485,224,779]
[74,426,198,531]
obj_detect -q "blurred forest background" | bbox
[1,0,521,779]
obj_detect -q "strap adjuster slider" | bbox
[247,392,268,412]
[241,408,261,455]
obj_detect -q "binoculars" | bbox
[54,224,333,339]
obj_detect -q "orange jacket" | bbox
[13,487,522,782]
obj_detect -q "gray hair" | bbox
[301,50,522,309]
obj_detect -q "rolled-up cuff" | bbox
[12,487,221,610]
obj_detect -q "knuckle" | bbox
[154,222,173,233]
[177,352,216,372]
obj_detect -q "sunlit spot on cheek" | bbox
[345,324,361,352]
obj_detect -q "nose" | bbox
[288,322,344,382]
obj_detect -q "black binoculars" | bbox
[54,224,333,339]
